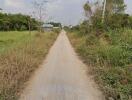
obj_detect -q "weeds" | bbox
[68,29,132,100]
[0,31,58,100]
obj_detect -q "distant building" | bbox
[42,24,53,32]
[53,27,60,29]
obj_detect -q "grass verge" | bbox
[0,31,59,100]
[67,29,132,100]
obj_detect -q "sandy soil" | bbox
[20,30,105,100]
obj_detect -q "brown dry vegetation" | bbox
[0,32,59,100]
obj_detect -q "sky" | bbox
[0,0,132,25]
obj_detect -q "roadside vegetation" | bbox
[68,29,132,100]
[67,0,132,100]
[0,31,59,100]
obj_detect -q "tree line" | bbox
[71,0,132,33]
[48,22,62,27]
[0,13,39,31]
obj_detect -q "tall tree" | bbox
[33,0,48,32]
[83,1,92,20]
[105,0,126,14]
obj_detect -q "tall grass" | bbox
[68,29,132,100]
[0,31,58,100]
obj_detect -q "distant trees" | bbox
[0,13,39,31]
[48,22,62,27]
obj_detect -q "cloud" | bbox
[45,0,87,25]
[4,0,25,8]
[2,0,87,25]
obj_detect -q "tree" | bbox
[48,22,62,27]
[105,0,126,14]
[83,1,92,20]
[82,0,128,33]
[33,0,48,32]
[0,13,39,31]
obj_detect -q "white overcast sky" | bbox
[0,0,132,25]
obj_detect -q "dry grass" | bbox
[0,32,58,100]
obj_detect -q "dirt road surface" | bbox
[20,30,105,100]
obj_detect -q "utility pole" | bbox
[102,0,107,23]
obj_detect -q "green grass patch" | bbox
[0,31,36,53]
